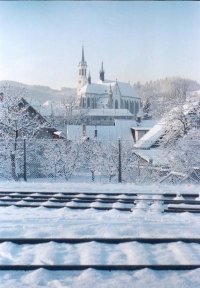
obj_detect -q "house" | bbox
[0,93,62,140]
[131,120,157,143]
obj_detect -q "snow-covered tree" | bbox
[99,141,119,182]
[0,83,48,179]
[167,128,200,173]
[78,138,102,181]
[135,77,200,119]
[41,139,81,180]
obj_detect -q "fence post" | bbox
[118,138,122,183]
[23,139,27,181]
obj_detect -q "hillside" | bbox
[135,77,200,119]
[0,80,76,105]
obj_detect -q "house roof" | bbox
[66,119,135,143]
[133,149,169,166]
[134,120,165,149]
[160,172,186,184]
[181,167,200,184]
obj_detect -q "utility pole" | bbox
[23,139,27,181]
[118,138,122,183]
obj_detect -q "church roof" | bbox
[80,83,109,95]
[116,82,139,98]
[80,80,140,99]
[87,108,133,116]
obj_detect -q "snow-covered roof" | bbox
[67,120,135,143]
[131,120,157,130]
[160,172,186,184]
[134,120,165,149]
[117,81,139,98]
[97,79,115,84]
[87,109,133,117]
[80,83,109,95]
[133,149,169,166]
[80,80,140,99]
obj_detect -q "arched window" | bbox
[135,102,139,114]
[115,100,118,109]
[130,101,133,113]
[82,98,85,108]
[91,98,95,109]
[87,98,90,108]
[124,101,127,109]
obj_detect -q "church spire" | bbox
[77,46,88,94]
[99,61,105,82]
[82,46,85,62]
[88,71,91,84]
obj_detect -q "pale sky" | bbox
[0,1,200,89]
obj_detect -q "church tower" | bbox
[77,46,88,94]
[99,61,105,82]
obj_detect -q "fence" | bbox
[0,138,199,184]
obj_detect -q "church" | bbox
[77,47,141,116]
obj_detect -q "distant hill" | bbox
[134,77,200,119]
[0,80,76,105]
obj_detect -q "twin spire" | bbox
[80,46,105,84]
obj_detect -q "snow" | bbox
[0,182,200,287]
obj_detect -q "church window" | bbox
[87,98,90,108]
[133,102,135,113]
[135,102,139,114]
[115,100,118,109]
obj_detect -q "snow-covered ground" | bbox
[0,182,200,287]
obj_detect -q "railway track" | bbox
[0,238,200,271]
[0,191,200,212]
[0,190,200,276]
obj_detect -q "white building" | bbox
[77,47,141,116]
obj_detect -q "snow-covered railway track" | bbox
[0,239,200,271]
[0,237,200,244]
[0,191,200,213]
[1,264,200,271]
